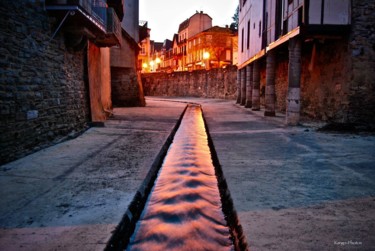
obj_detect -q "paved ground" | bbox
[1,97,375,250]
[0,99,186,251]
[201,98,375,250]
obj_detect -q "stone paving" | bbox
[1,97,375,250]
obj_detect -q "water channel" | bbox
[126,104,234,251]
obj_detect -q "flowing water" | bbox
[126,105,234,251]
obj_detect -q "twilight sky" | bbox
[139,0,238,42]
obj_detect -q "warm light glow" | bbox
[127,105,233,250]
[149,61,154,66]
[155,57,161,64]
[203,52,210,59]
[142,63,148,68]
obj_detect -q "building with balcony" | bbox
[44,0,124,123]
[237,0,375,128]
[0,0,124,163]
[45,0,122,48]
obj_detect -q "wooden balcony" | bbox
[45,0,122,47]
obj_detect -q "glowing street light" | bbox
[203,52,210,70]
[149,60,155,71]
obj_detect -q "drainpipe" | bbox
[265,49,276,116]
[286,37,301,125]
[252,60,260,111]
[245,64,253,108]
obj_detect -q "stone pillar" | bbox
[286,37,301,125]
[245,64,253,108]
[264,50,276,116]
[236,70,241,103]
[252,60,260,111]
[240,67,247,106]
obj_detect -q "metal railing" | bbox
[46,0,122,46]
[46,0,107,29]
[106,7,121,43]
[81,0,107,29]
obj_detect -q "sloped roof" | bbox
[203,25,234,34]
[178,11,212,33]
[178,19,190,32]
[153,42,163,52]
[172,33,178,43]
[163,39,173,50]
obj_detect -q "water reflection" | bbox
[127,105,233,251]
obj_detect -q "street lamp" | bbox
[203,52,210,70]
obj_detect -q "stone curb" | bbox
[105,104,188,250]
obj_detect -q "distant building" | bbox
[160,39,174,72]
[177,11,213,71]
[237,0,375,128]
[138,21,152,72]
[186,26,236,71]
[145,11,239,72]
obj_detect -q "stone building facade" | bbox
[237,0,375,129]
[0,0,123,164]
[110,0,146,107]
[0,1,90,163]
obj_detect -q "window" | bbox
[259,21,261,37]
[247,20,250,49]
[241,28,244,52]
[141,44,146,55]
[226,37,231,47]
[226,50,231,60]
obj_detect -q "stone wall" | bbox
[256,39,351,122]
[111,67,145,107]
[110,30,146,107]
[0,1,90,164]
[300,39,352,121]
[348,1,375,129]
[142,66,238,99]
[257,24,373,129]
[238,1,375,129]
